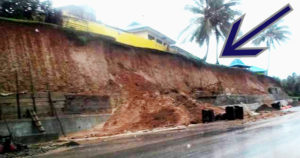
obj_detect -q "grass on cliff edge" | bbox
[0,16,59,28]
[0,16,116,45]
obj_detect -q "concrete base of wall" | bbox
[0,114,110,144]
[212,94,290,111]
[14,133,59,144]
[219,103,261,111]
[214,94,267,106]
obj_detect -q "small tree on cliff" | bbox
[0,0,61,23]
[252,23,290,75]
[181,0,241,64]
[0,0,40,20]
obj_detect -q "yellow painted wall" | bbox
[62,16,168,52]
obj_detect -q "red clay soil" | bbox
[0,20,279,96]
[0,20,285,135]
[97,72,224,136]
[98,94,225,136]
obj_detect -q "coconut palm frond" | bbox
[182,0,241,63]
[185,5,204,14]
[252,22,290,74]
[252,23,290,48]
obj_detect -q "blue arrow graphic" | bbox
[220,4,293,57]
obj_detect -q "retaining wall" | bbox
[0,114,110,143]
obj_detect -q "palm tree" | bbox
[181,0,241,64]
[252,23,290,75]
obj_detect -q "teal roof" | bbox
[229,59,250,68]
[249,66,266,73]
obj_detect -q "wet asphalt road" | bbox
[39,107,300,158]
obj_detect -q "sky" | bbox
[51,0,299,79]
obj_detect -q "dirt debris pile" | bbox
[97,72,224,136]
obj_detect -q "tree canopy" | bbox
[253,23,290,48]
[0,0,61,24]
[252,23,290,75]
[281,73,300,96]
[182,0,241,63]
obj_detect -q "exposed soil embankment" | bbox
[0,20,284,135]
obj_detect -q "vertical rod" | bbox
[29,67,37,112]
[46,83,65,136]
[4,118,12,137]
[47,83,54,116]
[15,71,21,119]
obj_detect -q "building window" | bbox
[156,39,162,44]
[148,35,155,40]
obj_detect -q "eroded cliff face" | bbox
[0,20,283,134]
